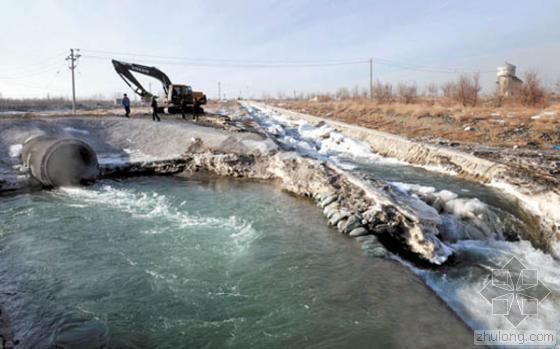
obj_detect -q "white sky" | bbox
[1,0,559,99]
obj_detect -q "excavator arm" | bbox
[111,59,174,99]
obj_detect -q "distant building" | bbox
[496,62,522,97]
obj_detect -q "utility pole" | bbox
[66,48,81,114]
[218,81,221,100]
[369,58,373,99]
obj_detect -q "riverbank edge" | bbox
[249,102,560,255]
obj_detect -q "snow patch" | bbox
[242,102,404,167]
[63,127,90,135]
[9,144,22,158]
[531,111,557,120]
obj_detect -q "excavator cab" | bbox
[169,84,193,103]
[167,84,194,113]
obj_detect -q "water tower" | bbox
[496,62,522,97]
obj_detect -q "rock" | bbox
[361,205,383,223]
[349,227,369,237]
[372,223,392,234]
[320,194,338,208]
[358,235,387,257]
[323,202,339,219]
[369,246,388,258]
[337,219,347,232]
[340,215,362,234]
[328,210,350,226]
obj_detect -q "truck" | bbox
[111,59,207,114]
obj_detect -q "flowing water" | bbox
[0,176,474,348]
[2,103,560,348]
[241,102,560,342]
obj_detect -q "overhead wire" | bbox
[0,51,68,74]
[80,49,494,74]
[81,54,369,68]
[374,58,495,75]
[43,63,67,91]
[0,60,68,80]
[80,48,368,64]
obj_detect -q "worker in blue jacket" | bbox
[122,93,131,118]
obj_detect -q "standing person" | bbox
[151,96,161,122]
[192,100,199,122]
[181,96,188,120]
[122,93,131,118]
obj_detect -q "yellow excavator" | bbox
[112,59,207,114]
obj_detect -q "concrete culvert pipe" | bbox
[21,136,98,187]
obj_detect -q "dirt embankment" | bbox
[267,99,560,177]
[269,99,560,150]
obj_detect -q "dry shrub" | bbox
[519,71,545,106]
[335,87,351,100]
[397,83,418,104]
[425,83,439,97]
[373,80,393,103]
[455,73,481,107]
[440,74,481,107]
[441,82,456,99]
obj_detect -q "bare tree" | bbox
[454,73,481,107]
[471,73,481,106]
[519,70,545,106]
[554,78,560,95]
[441,81,456,98]
[373,80,393,103]
[425,83,439,98]
[336,87,350,100]
[397,82,418,104]
[361,87,369,99]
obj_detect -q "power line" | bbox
[82,54,369,68]
[80,48,368,65]
[0,80,67,94]
[43,63,67,91]
[0,61,67,80]
[80,50,494,75]
[0,51,68,74]
[374,58,495,74]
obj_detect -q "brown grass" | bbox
[267,97,560,149]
